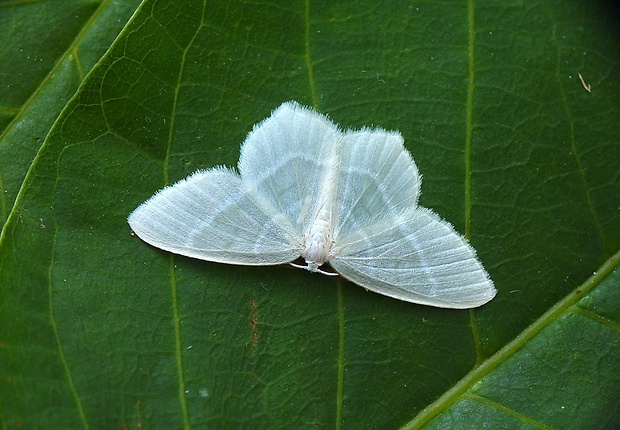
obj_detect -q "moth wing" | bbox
[330,208,496,309]
[128,169,301,265]
[333,129,421,241]
[238,101,341,233]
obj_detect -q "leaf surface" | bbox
[1,0,619,428]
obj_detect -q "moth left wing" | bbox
[238,101,341,233]
[128,169,301,265]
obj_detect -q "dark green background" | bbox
[1,0,619,428]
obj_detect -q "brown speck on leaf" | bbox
[250,299,258,347]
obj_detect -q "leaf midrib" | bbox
[402,248,620,429]
[165,2,211,428]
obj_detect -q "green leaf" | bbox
[1,0,619,428]
[0,0,142,227]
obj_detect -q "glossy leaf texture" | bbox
[1,0,619,428]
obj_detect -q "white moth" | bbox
[128,101,496,308]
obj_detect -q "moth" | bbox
[128,101,496,308]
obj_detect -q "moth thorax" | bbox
[303,217,332,270]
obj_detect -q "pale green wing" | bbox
[238,101,341,234]
[128,168,300,265]
[333,129,421,241]
[330,208,496,309]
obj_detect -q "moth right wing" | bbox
[333,129,421,241]
[330,208,496,309]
